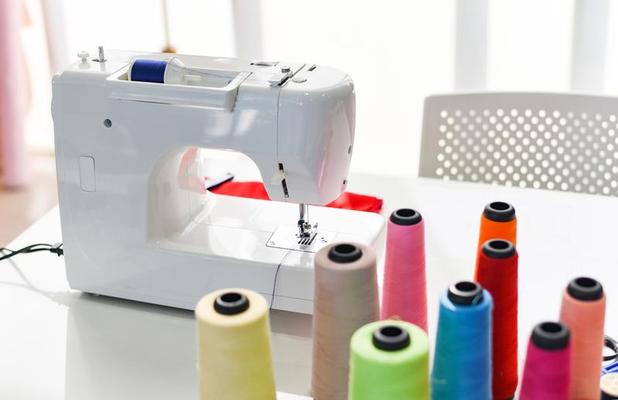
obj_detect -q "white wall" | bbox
[261,0,455,175]
[487,0,574,91]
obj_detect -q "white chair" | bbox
[419,93,618,196]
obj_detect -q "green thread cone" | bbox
[349,320,430,400]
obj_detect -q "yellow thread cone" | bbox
[196,288,276,400]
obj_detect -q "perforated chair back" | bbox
[419,93,618,196]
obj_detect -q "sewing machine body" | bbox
[51,50,383,313]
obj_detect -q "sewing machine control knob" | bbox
[77,51,90,63]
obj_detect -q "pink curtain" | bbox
[0,0,29,188]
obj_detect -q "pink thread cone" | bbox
[381,208,427,331]
[519,321,571,400]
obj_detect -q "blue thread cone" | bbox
[431,281,493,400]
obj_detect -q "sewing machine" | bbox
[51,49,384,314]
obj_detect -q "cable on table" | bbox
[0,243,63,261]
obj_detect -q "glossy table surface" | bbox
[2,174,617,399]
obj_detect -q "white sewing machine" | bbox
[51,48,384,314]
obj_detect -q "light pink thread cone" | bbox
[560,277,606,400]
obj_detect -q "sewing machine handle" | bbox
[107,70,251,111]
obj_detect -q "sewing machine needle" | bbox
[298,204,310,237]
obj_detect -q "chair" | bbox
[419,93,618,196]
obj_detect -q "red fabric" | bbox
[209,180,383,213]
[326,191,383,213]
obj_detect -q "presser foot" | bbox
[266,226,335,253]
[297,204,316,240]
[297,220,318,244]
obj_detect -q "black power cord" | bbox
[0,243,63,261]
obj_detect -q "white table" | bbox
[1,175,617,399]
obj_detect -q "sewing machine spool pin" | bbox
[93,46,106,63]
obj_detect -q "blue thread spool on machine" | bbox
[128,57,221,86]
